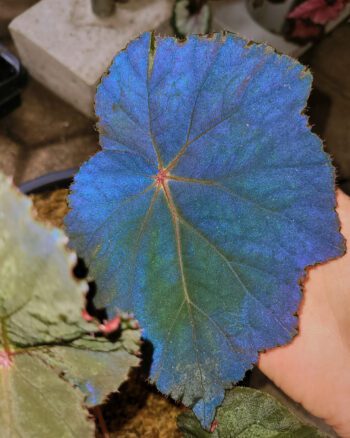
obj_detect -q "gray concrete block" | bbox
[22,134,99,182]
[1,79,93,147]
[9,0,172,118]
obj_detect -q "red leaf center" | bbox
[155,168,169,187]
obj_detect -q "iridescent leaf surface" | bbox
[0,174,140,437]
[177,387,325,437]
[66,32,344,428]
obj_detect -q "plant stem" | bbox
[91,0,115,17]
[93,406,110,438]
[0,320,10,354]
[188,0,207,14]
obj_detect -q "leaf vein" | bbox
[182,42,224,154]
[189,301,245,356]
[147,33,163,168]
[126,189,160,299]
[80,183,155,256]
[177,214,293,337]
[165,57,269,173]
[168,176,342,252]
[152,298,186,383]
[161,184,206,411]
[213,182,342,252]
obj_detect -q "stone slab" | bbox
[9,0,172,118]
[0,78,93,147]
[21,134,99,182]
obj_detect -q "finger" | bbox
[258,190,350,436]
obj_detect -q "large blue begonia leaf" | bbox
[66,32,345,428]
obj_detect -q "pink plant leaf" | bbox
[288,0,347,25]
[291,19,322,38]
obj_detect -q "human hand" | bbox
[259,190,350,437]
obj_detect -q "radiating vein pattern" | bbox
[66,32,344,429]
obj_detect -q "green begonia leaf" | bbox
[0,174,140,437]
[177,387,325,437]
[49,326,140,407]
[0,173,90,347]
[0,350,94,438]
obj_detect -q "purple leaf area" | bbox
[65,32,345,429]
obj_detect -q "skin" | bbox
[259,190,350,437]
